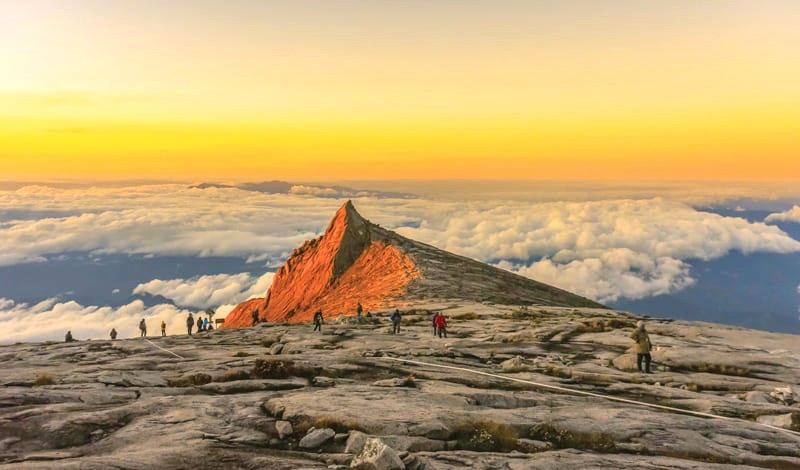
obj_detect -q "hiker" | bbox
[251,308,259,326]
[431,312,439,336]
[65,330,74,343]
[435,312,448,338]
[202,317,209,331]
[109,328,117,340]
[186,313,194,336]
[207,323,214,332]
[196,316,203,333]
[139,318,147,337]
[356,302,363,322]
[313,310,323,332]
[630,320,653,373]
[390,309,402,334]
[161,320,167,337]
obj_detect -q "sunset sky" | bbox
[1,0,799,181]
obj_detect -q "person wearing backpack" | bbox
[313,310,323,332]
[186,313,194,336]
[435,313,448,338]
[630,321,653,373]
[110,328,117,340]
[390,309,402,334]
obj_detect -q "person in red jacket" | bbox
[435,313,448,338]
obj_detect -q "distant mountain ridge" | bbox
[223,201,603,327]
[191,180,415,199]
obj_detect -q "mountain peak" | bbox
[223,203,602,327]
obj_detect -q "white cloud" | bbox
[0,297,200,344]
[1,184,799,305]
[133,272,273,309]
[388,198,800,302]
[765,205,800,224]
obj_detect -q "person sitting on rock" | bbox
[435,313,448,338]
[390,309,402,334]
[186,313,194,336]
[313,310,324,332]
[65,330,74,342]
[630,320,653,373]
[139,319,147,338]
[109,328,117,340]
[161,320,167,337]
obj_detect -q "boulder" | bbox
[770,386,795,405]
[299,428,335,449]
[372,377,414,388]
[276,420,293,440]
[345,431,369,454]
[350,438,404,470]
[500,356,527,372]
[756,413,796,430]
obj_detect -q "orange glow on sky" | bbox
[1,1,799,181]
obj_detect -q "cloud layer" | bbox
[766,205,800,224]
[1,184,799,322]
[0,297,198,344]
[133,272,273,309]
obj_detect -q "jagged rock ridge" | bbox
[224,201,602,327]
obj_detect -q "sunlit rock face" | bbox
[224,201,602,328]
[224,201,419,327]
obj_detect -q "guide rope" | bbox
[378,355,800,438]
[144,339,184,359]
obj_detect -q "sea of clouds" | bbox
[1,183,799,343]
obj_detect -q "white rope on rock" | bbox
[144,339,184,359]
[378,355,800,438]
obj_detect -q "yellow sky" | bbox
[1,1,799,181]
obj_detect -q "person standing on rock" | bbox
[631,321,653,373]
[110,328,117,340]
[313,310,324,332]
[186,313,194,336]
[431,312,439,336]
[161,320,167,337]
[203,317,209,331]
[196,316,203,333]
[251,308,259,326]
[356,302,363,323]
[139,319,147,338]
[435,313,448,338]
[390,309,402,334]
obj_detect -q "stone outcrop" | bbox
[224,201,602,327]
[1,303,799,468]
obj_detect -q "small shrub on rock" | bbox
[34,373,56,386]
[251,359,317,379]
[528,423,615,452]
[167,373,212,387]
[452,420,519,452]
[218,369,251,382]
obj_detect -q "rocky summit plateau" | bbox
[1,203,799,469]
[2,304,799,469]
